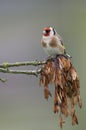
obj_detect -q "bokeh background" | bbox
[0,0,85,130]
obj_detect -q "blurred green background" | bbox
[0,0,85,130]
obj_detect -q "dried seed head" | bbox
[39,55,82,128]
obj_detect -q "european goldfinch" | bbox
[41,26,70,57]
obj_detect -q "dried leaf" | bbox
[59,114,65,128]
[77,95,82,108]
[71,109,78,125]
[44,87,52,100]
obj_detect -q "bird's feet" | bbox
[45,56,55,62]
[56,53,72,59]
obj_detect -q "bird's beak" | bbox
[43,30,46,35]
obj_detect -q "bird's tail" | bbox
[64,49,72,58]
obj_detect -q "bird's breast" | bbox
[42,36,64,55]
[42,36,58,48]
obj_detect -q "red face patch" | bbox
[43,28,51,36]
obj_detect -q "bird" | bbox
[41,26,70,58]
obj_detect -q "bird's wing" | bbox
[57,34,65,50]
[57,34,71,58]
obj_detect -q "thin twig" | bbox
[0,78,7,83]
[0,60,46,68]
[0,68,41,77]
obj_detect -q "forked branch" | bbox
[0,60,45,77]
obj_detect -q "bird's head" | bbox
[42,26,56,37]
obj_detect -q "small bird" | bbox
[41,26,70,57]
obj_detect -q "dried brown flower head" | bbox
[39,55,82,128]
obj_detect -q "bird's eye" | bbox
[46,30,51,33]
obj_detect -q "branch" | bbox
[0,60,45,81]
[0,60,45,79]
[0,60,46,68]
[0,68,41,76]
